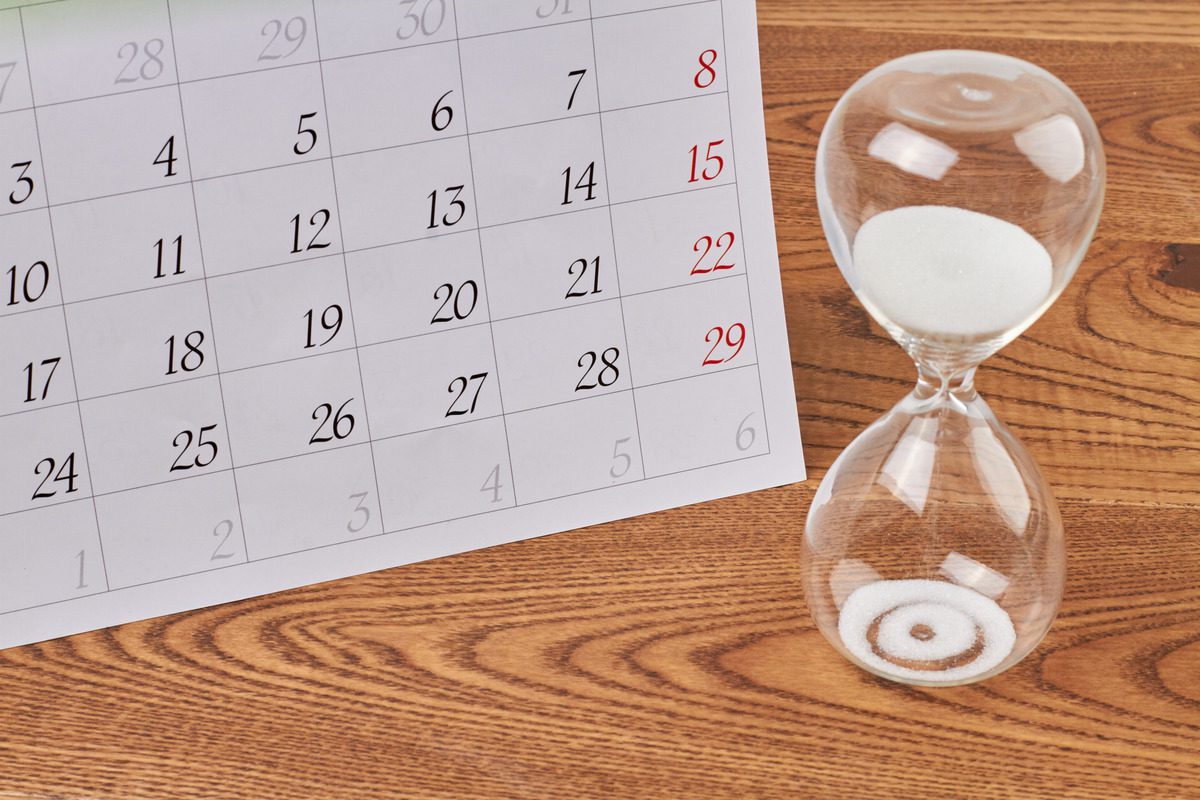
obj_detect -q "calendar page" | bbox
[0,0,804,650]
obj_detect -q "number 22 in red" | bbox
[703,323,746,366]
[692,232,736,275]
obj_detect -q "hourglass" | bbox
[805,51,1104,685]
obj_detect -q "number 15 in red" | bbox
[689,140,725,184]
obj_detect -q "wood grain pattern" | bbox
[1,2,1198,798]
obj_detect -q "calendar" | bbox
[0,0,804,650]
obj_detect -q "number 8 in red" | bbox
[695,49,718,89]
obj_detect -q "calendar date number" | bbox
[312,399,356,444]
[688,140,725,184]
[576,348,620,391]
[446,373,488,417]
[398,0,446,40]
[8,161,35,205]
[431,281,477,324]
[562,162,597,206]
[23,357,60,404]
[291,209,332,254]
[115,38,165,84]
[428,186,466,229]
[566,257,601,299]
[32,453,79,500]
[0,61,17,103]
[692,232,736,275]
[5,260,49,306]
[305,304,344,348]
[166,331,206,375]
[694,49,719,89]
[171,424,220,472]
[537,0,575,18]
[211,520,237,561]
[259,17,308,62]
[703,323,746,366]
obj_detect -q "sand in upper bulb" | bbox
[851,205,1054,339]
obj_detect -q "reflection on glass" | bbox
[867,122,960,181]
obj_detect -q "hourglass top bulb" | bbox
[816,50,1104,366]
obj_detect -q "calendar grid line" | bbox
[586,11,648,483]
[0,362,762,522]
[7,94,729,218]
[1,180,742,320]
[1,72,727,155]
[0,444,771,620]
[161,0,252,563]
[15,6,112,594]
[306,0,389,535]
[718,0,773,458]
[3,0,720,101]
[2,271,752,415]
[8,167,733,247]
[449,1,521,507]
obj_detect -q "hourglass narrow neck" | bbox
[914,364,978,403]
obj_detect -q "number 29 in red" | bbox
[703,323,746,366]
[689,140,725,183]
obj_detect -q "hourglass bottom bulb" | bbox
[803,384,1065,685]
[838,579,1016,683]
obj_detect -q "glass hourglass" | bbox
[804,50,1104,685]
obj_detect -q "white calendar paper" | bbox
[0,0,804,650]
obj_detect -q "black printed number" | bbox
[9,161,34,205]
[561,162,597,206]
[311,399,356,444]
[431,91,454,132]
[294,112,319,156]
[427,186,466,229]
[154,136,177,178]
[291,209,332,253]
[567,69,587,109]
[446,373,488,417]
[5,260,49,305]
[304,304,344,349]
[165,331,205,375]
[576,348,620,391]
[32,453,79,500]
[154,236,184,279]
[171,425,220,473]
[431,280,478,324]
[23,357,60,403]
[565,257,601,299]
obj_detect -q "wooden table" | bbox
[2,2,1198,797]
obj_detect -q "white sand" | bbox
[838,578,1017,684]
[852,206,1053,338]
